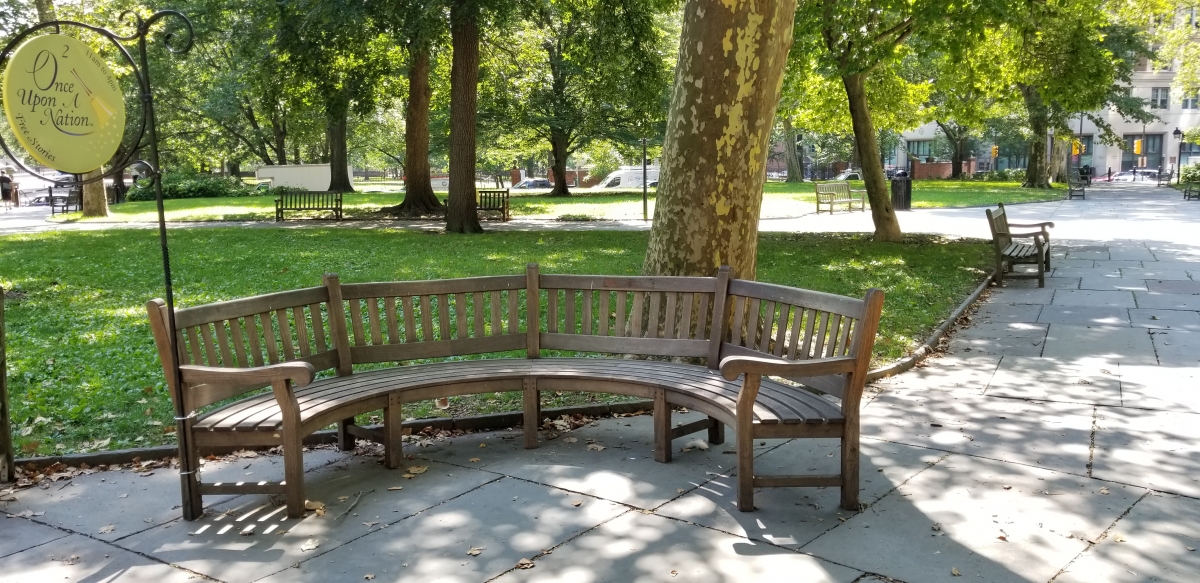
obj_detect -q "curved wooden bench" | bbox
[147,265,883,519]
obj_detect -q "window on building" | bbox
[1182,142,1200,167]
[906,140,932,158]
[1152,87,1170,109]
[1184,95,1198,109]
[1135,55,1149,72]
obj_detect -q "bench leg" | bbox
[337,418,356,451]
[654,389,671,463]
[840,426,860,511]
[707,417,725,445]
[282,428,306,519]
[736,415,755,512]
[384,394,403,470]
[523,378,540,449]
[179,421,204,521]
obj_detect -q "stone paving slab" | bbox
[1118,364,1200,412]
[1036,305,1130,326]
[1150,329,1200,366]
[1128,308,1200,330]
[1121,268,1193,280]
[1092,260,1145,269]
[861,388,1094,474]
[1055,492,1200,583]
[1146,279,1200,294]
[0,533,198,582]
[1134,291,1200,310]
[257,477,628,583]
[865,355,1000,394]
[654,439,942,548]
[1077,277,1148,292]
[986,287,1056,305]
[495,510,862,583]
[1052,267,1121,279]
[0,517,68,559]
[1091,407,1200,497]
[987,356,1122,406]
[801,453,1145,583]
[947,322,1048,357]
[972,302,1043,323]
[1041,325,1158,366]
[1052,289,1138,308]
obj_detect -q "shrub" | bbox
[983,168,1024,182]
[127,172,256,201]
[1181,164,1200,184]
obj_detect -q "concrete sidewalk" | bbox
[2,184,1199,582]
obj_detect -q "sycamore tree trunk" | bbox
[843,73,902,241]
[642,0,797,280]
[783,117,802,182]
[398,43,442,215]
[446,0,483,233]
[1020,84,1051,188]
[548,129,571,197]
[326,98,354,192]
[81,168,106,217]
[936,121,966,179]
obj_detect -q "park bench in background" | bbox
[986,202,1054,287]
[275,191,343,221]
[1182,183,1200,201]
[50,185,82,216]
[147,265,883,519]
[477,188,510,221]
[814,181,866,214]
[1067,170,1086,200]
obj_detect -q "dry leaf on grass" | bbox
[467,546,485,556]
[301,539,320,552]
[407,466,428,474]
[516,558,535,569]
[99,525,115,534]
[586,443,605,452]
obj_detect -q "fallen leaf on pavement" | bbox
[571,500,582,507]
[479,443,487,448]
[364,575,375,580]
[1099,487,1110,495]
[469,457,481,463]
[387,486,403,491]
[99,525,115,534]
[467,546,485,556]
[516,558,535,569]
[402,474,415,479]
[1113,533,1127,543]
[586,443,605,452]
[301,539,320,552]
[407,466,428,474]
[952,567,962,576]
[563,437,577,443]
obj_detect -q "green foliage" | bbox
[127,172,256,201]
[0,228,990,454]
[1181,164,1200,184]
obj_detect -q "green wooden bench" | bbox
[1182,183,1200,201]
[1067,170,1086,200]
[814,181,866,214]
[147,266,884,519]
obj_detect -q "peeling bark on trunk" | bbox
[446,0,483,233]
[1020,84,1051,189]
[398,44,442,215]
[783,117,802,182]
[642,0,797,280]
[843,73,902,241]
[548,129,571,197]
[81,168,107,217]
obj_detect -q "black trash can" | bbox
[890,171,912,211]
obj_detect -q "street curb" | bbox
[11,274,995,471]
[864,271,994,383]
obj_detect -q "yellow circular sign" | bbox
[2,34,126,174]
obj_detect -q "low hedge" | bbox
[127,172,257,201]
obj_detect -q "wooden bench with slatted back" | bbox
[275,191,343,221]
[814,181,866,214]
[477,189,510,221]
[147,265,885,519]
[985,202,1054,288]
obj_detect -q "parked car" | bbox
[833,169,863,181]
[594,166,660,189]
[512,178,552,189]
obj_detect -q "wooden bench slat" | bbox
[597,291,611,337]
[383,297,399,345]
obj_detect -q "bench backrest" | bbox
[718,279,884,401]
[337,275,528,365]
[533,265,728,359]
[278,191,341,208]
[814,182,851,197]
[147,282,342,412]
[477,189,508,208]
[985,202,1011,250]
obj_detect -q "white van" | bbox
[594,165,660,189]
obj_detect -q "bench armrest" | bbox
[719,355,857,381]
[1004,231,1048,240]
[1007,221,1054,229]
[179,362,316,389]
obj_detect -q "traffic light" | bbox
[1134,139,1143,155]
[991,145,999,158]
[1072,141,1081,156]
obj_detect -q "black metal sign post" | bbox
[0,12,198,518]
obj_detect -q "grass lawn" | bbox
[0,228,991,456]
[48,179,1063,223]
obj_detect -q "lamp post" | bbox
[641,137,648,221]
[1174,127,1184,183]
